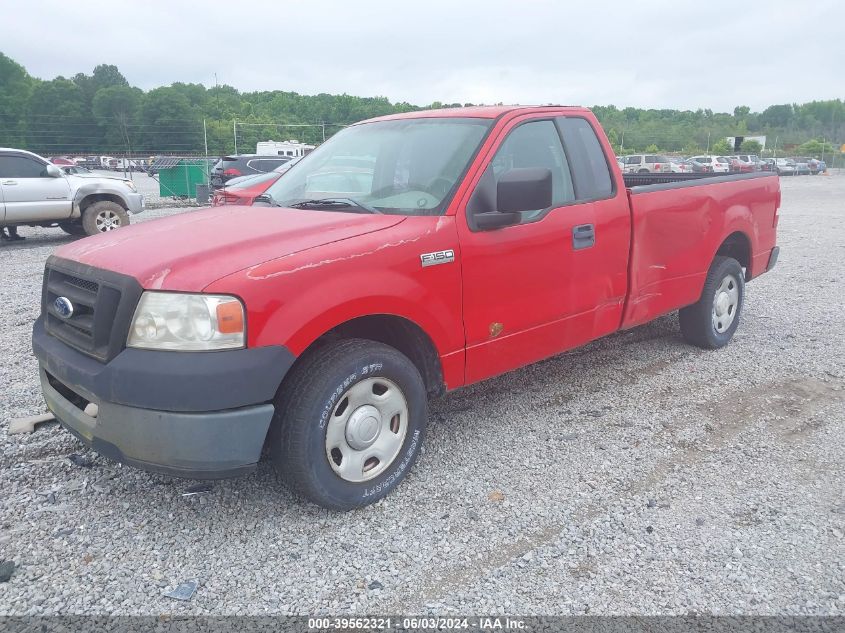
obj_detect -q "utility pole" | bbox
[203,119,209,182]
[706,131,711,154]
[321,122,326,143]
[233,119,238,155]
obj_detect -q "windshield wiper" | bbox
[287,198,381,214]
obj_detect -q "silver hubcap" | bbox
[712,274,740,333]
[95,210,121,232]
[325,377,408,482]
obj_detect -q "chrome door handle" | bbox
[2,180,17,185]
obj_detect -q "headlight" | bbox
[127,292,245,351]
[123,180,137,192]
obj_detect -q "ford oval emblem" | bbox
[54,296,74,319]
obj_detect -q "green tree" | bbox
[739,139,762,153]
[605,128,620,152]
[93,85,142,151]
[733,105,750,119]
[92,64,129,90]
[138,87,201,151]
[797,139,834,158]
[644,143,660,153]
[711,138,732,154]
[0,52,32,146]
[26,78,89,153]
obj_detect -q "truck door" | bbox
[457,115,631,384]
[0,154,72,222]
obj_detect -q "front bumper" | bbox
[33,317,295,479]
[126,192,145,214]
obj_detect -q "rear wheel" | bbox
[679,256,745,349]
[81,201,130,236]
[270,338,428,510]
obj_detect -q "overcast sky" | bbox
[3,0,843,112]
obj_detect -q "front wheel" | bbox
[679,256,745,349]
[270,338,428,510]
[81,201,130,236]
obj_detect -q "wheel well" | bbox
[716,231,751,279]
[308,315,445,397]
[79,194,127,212]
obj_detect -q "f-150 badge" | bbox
[420,250,455,267]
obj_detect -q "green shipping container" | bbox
[157,159,214,198]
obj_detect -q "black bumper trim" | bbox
[60,418,258,480]
[41,366,274,479]
[767,246,780,271]
[33,317,295,412]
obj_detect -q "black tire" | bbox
[679,256,745,349]
[270,338,428,510]
[58,221,86,236]
[81,201,130,236]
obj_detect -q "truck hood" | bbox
[54,205,406,290]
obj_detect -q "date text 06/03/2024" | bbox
[307,616,527,630]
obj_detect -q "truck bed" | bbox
[622,171,770,188]
[620,171,780,329]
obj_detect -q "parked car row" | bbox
[617,152,828,176]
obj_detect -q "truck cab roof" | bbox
[359,105,590,124]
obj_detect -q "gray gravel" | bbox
[1,175,843,616]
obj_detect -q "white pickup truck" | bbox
[0,148,145,237]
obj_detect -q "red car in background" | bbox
[211,171,280,206]
[210,158,300,206]
[727,156,756,173]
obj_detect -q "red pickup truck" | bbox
[33,106,780,510]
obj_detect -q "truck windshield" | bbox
[263,117,492,216]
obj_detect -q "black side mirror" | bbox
[467,166,553,232]
[497,167,553,213]
[475,211,521,230]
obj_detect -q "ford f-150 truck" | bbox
[32,106,780,510]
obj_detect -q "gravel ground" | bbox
[0,175,843,616]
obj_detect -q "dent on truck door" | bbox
[457,116,630,384]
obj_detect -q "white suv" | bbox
[689,155,731,173]
[0,148,145,237]
[622,154,673,173]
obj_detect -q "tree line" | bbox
[1,52,842,159]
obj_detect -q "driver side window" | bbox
[0,155,49,178]
[492,120,575,216]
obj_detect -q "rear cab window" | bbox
[556,117,614,200]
